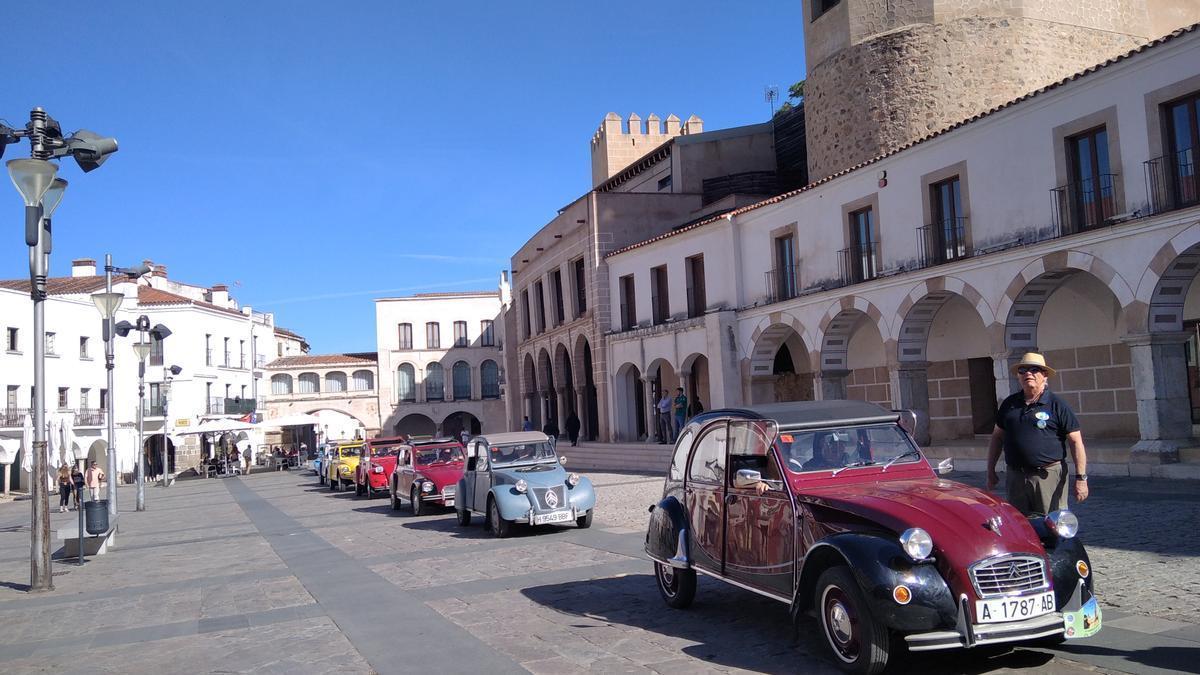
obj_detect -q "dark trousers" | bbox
[58,484,71,507]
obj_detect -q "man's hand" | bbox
[1074,479,1089,503]
[985,471,998,493]
[755,481,770,496]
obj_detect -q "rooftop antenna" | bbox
[764,85,780,115]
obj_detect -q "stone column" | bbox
[1124,332,1192,463]
[555,387,569,428]
[575,388,588,440]
[816,370,849,401]
[642,377,657,443]
[892,361,931,446]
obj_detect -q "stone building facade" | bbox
[263,353,380,444]
[802,0,1200,181]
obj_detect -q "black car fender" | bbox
[645,496,690,568]
[1028,517,1095,608]
[792,533,957,632]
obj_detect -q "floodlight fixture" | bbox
[151,324,172,341]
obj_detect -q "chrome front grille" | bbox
[970,555,1049,598]
[531,485,566,510]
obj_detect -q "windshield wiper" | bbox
[831,460,877,477]
[882,449,922,472]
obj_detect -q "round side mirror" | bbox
[559,456,567,466]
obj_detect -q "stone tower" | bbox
[590,112,704,187]
[802,0,1200,181]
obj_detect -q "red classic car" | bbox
[646,401,1098,674]
[355,436,407,498]
[390,439,465,515]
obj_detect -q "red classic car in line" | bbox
[645,401,1098,674]
[390,438,466,515]
[355,436,407,498]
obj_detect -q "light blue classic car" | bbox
[456,431,595,538]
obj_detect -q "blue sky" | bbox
[3,1,805,353]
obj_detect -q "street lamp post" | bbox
[4,107,118,592]
[92,259,123,525]
[131,325,151,511]
[161,365,182,487]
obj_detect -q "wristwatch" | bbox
[1074,474,1088,481]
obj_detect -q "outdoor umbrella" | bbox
[62,412,81,464]
[21,414,33,474]
[0,438,18,465]
[177,418,257,435]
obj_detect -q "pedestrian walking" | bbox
[656,393,672,444]
[565,412,581,447]
[460,428,470,447]
[242,445,252,475]
[542,417,560,441]
[57,464,72,512]
[986,352,1090,516]
[522,416,534,431]
[71,464,85,509]
[84,460,105,502]
[672,388,688,442]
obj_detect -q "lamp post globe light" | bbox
[5,107,118,593]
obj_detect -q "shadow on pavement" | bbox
[402,515,573,541]
[1057,643,1200,672]
[520,574,1066,675]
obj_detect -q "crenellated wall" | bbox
[590,112,703,187]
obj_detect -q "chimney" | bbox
[211,284,229,306]
[71,258,96,277]
[146,259,167,278]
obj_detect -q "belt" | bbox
[1009,461,1063,474]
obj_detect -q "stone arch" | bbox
[680,352,712,412]
[86,439,108,470]
[1138,225,1200,333]
[999,250,1135,351]
[442,411,482,438]
[746,312,817,376]
[394,413,436,438]
[573,335,599,442]
[521,352,537,393]
[536,348,554,391]
[552,340,572,385]
[895,276,997,362]
[613,362,646,442]
[816,296,889,371]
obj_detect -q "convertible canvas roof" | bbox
[477,431,549,445]
[710,401,899,430]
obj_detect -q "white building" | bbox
[1,258,303,489]
[263,352,379,445]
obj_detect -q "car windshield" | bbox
[776,424,918,475]
[414,446,464,466]
[489,441,556,467]
[339,446,361,458]
[370,444,402,457]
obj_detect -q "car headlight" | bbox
[1045,510,1079,538]
[514,479,528,494]
[421,481,434,493]
[899,528,933,560]
[340,465,351,474]
[566,472,580,487]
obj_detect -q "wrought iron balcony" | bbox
[1050,173,1118,236]
[1145,149,1198,215]
[74,408,106,426]
[207,397,260,415]
[917,218,970,269]
[765,264,800,304]
[1,407,31,428]
[143,400,165,417]
[838,241,881,286]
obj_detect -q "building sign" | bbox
[175,419,191,428]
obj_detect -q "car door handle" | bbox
[724,494,737,505]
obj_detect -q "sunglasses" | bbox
[1016,366,1045,375]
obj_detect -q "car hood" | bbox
[415,463,464,489]
[803,478,1044,572]
[492,463,567,487]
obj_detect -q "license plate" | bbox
[533,510,573,525]
[976,591,1056,624]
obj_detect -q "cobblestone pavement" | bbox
[0,467,1193,674]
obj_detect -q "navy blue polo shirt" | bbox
[995,388,1080,469]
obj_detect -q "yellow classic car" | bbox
[327,441,364,491]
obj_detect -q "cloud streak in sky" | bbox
[257,276,499,305]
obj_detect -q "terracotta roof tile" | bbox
[265,353,378,368]
[135,286,250,318]
[0,275,109,296]
[606,22,1200,258]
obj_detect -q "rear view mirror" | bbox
[936,457,953,475]
[896,410,917,435]
[733,469,762,489]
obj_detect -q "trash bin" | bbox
[84,500,109,535]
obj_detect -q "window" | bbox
[297,372,320,394]
[686,255,706,319]
[847,207,878,283]
[80,388,90,409]
[651,265,669,324]
[5,327,16,352]
[223,337,230,367]
[657,175,672,191]
[99,388,108,410]
[425,362,445,401]
[239,340,246,369]
[277,342,283,357]
[325,371,346,393]
[240,385,247,399]
[45,332,56,355]
[533,281,546,334]
[453,321,468,347]
[452,361,471,399]
[206,382,213,408]
[271,374,293,395]
[1066,126,1115,230]
[397,364,416,402]
[619,274,637,331]
[773,234,797,302]
[149,383,161,413]
[79,336,89,359]
[225,383,231,400]
[205,334,213,366]
[728,420,782,484]
[151,333,165,366]
[57,387,68,409]
[929,176,967,263]
[573,258,587,317]
[398,323,412,350]
[352,369,374,391]
[551,269,565,326]
[520,290,532,339]
[252,336,259,368]
[1164,93,1200,209]
[687,423,727,484]
[425,322,440,349]
[480,320,495,347]
[481,360,500,399]
[811,0,840,20]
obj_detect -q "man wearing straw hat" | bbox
[986,352,1090,516]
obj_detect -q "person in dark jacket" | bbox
[565,412,581,447]
[542,417,560,444]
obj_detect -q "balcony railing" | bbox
[765,264,800,304]
[75,408,106,426]
[143,400,165,417]
[207,397,260,415]
[1051,173,1118,236]
[1,407,31,427]
[917,218,970,269]
[838,241,881,286]
[1145,148,1198,215]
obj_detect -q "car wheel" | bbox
[411,487,425,516]
[317,471,325,486]
[328,474,336,491]
[816,566,889,675]
[654,561,696,609]
[488,498,511,538]
[576,510,593,529]
[390,481,401,511]
[456,506,471,526]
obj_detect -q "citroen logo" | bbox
[1006,562,1020,580]
[545,489,559,508]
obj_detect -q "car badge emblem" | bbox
[545,489,559,508]
[985,516,1003,535]
[1007,562,1020,580]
